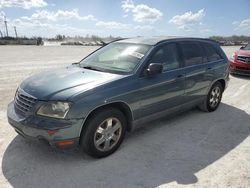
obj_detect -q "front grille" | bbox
[237,56,250,63]
[14,89,37,113]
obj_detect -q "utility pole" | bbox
[4,16,8,37]
[14,26,18,38]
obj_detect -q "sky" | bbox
[0,0,249,38]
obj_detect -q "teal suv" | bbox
[7,37,229,158]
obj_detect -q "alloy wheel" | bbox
[94,117,122,152]
[209,86,221,108]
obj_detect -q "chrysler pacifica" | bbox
[7,37,229,158]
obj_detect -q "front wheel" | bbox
[199,82,223,112]
[80,108,127,158]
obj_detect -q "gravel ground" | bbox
[0,45,249,188]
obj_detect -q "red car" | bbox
[229,43,250,75]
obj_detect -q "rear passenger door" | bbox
[201,42,225,79]
[179,41,213,103]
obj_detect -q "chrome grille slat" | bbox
[16,95,32,108]
[18,94,36,104]
[15,97,31,110]
[14,89,37,113]
[15,100,29,113]
[237,56,250,63]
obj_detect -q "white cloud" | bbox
[232,21,239,25]
[177,25,192,31]
[234,19,250,30]
[96,21,129,29]
[169,9,205,30]
[0,0,47,9]
[21,9,97,22]
[121,0,134,12]
[4,9,97,37]
[132,4,163,23]
[9,17,95,37]
[121,0,162,23]
[0,10,4,15]
[233,19,250,31]
[0,10,5,19]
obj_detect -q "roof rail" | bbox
[101,38,128,46]
[155,37,219,45]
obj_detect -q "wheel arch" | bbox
[79,101,134,139]
[216,79,226,92]
[208,78,226,94]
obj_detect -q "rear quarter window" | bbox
[201,42,223,62]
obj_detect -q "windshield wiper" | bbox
[82,65,103,72]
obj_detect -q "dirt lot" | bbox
[0,45,249,188]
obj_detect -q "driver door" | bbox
[138,42,185,118]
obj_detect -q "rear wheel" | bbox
[199,82,223,112]
[80,108,127,158]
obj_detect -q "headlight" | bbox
[37,102,71,119]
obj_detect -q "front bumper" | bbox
[7,101,84,148]
[229,60,250,76]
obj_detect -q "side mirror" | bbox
[147,63,163,76]
[240,46,244,50]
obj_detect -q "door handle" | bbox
[176,74,184,78]
[207,67,212,70]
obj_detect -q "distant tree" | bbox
[37,37,43,45]
[209,35,250,42]
[91,35,101,41]
[55,34,64,41]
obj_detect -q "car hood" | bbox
[20,65,124,100]
[236,49,250,56]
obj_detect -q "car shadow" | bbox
[2,103,250,188]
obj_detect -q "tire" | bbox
[199,82,223,112]
[80,108,127,158]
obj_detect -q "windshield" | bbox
[80,43,151,74]
[243,44,250,50]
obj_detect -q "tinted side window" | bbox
[149,43,180,71]
[180,42,203,66]
[201,43,222,62]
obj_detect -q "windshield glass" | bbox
[243,44,250,50]
[80,43,151,74]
